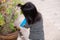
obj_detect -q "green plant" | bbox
[0,0,23,35]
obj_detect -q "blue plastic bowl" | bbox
[20,18,27,27]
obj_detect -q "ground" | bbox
[17,0,60,40]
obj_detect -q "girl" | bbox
[17,2,44,40]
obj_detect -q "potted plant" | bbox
[0,0,22,40]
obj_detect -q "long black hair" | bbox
[17,2,41,24]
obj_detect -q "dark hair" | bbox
[17,2,41,24]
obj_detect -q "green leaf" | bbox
[9,22,14,29]
[9,22,16,32]
[6,8,12,15]
[12,0,24,6]
[14,13,18,20]
[0,13,5,25]
[0,13,3,19]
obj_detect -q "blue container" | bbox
[20,18,27,27]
